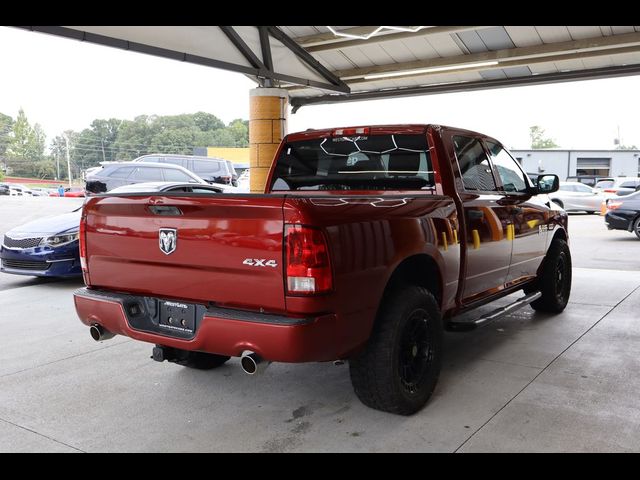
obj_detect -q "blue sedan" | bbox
[1,208,82,277]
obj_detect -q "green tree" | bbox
[226,118,249,147]
[6,108,46,177]
[0,112,13,175]
[50,130,79,180]
[0,112,13,158]
[529,126,559,149]
[211,128,236,147]
[193,111,225,132]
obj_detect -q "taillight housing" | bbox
[332,127,370,137]
[285,224,333,295]
[607,200,623,210]
[79,213,90,285]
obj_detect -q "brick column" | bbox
[249,88,288,193]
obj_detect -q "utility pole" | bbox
[101,138,106,162]
[64,133,72,188]
[56,151,60,181]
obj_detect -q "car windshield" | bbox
[270,134,434,191]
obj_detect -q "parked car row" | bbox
[0,183,87,197]
[0,183,45,196]
[133,154,238,186]
[84,154,251,194]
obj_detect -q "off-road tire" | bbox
[530,238,572,313]
[349,286,443,415]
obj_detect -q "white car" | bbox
[549,182,603,214]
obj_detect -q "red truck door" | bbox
[483,140,549,286]
[448,134,514,303]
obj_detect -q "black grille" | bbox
[3,235,43,249]
[1,259,50,271]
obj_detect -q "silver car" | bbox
[549,182,603,214]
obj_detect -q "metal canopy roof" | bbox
[18,26,640,111]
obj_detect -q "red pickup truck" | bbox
[74,124,571,415]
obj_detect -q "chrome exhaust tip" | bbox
[240,351,270,375]
[90,324,115,342]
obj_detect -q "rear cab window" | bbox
[270,134,434,191]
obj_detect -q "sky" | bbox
[2,26,640,151]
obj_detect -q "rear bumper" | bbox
[604,212,632,231]
[74,288,339,363]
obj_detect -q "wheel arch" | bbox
[382,254,443,308]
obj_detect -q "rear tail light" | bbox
[79,213,91,285]
[604,189,617,193]
[607,200,623,210]
[285,224,333,295]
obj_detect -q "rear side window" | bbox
[619,180,639,188]
[108,166,134,179]
[163,168,193,182]
[193,160,222,173]
[453,136,497,191]
[559,185,574,192]
[162,157,187,168]
[270,134,433,191]
[130,167,163,181]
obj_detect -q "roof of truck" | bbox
[285,124,490,143]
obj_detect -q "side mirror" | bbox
[536,174,559,194]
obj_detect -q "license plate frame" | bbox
[158,299,197,335]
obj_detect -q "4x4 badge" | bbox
[159,228,177,255]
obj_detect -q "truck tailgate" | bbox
[83,194,286,311]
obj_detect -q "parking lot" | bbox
[1,197,639,452]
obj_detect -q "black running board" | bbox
[447,292,542,331]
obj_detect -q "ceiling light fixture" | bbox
[363,61,500,80]
[326,26,427,41]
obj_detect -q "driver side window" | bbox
[485,141,528,193]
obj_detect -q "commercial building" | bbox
[511,149,640,180]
